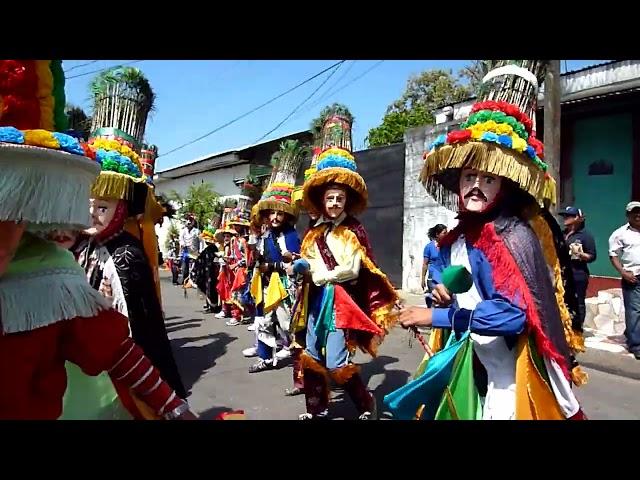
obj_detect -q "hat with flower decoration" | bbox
[255,139,309,218]
[0,60,102,232]
[421,61,555,210]
[302,103,367,215]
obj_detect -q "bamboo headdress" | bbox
[255,139,308,218]
[0,60,101,232]
[302,104,367,215]
[421,61,556,210]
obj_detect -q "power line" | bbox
[283,60,385,128]
[65,60,144,80]
[254,60,345,142]
[159,60,345,158]
[64,60,99,73]
[306,60,357,108]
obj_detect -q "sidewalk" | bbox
[397,290,639,380]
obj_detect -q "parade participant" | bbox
[214,212,239,319]
[247,140,305,373]
[0,59,195,420]
[298,106,398,419]
[226,199,254,326]
[386,62,588,420]
[79,133,187,406]
[193,226,220,313]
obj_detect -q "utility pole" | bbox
[544,60,562,212]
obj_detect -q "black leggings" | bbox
[573,276,589,332]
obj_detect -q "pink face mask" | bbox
[323,186,347,219]
[458,168,503,213]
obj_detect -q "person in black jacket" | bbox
[559,206,597,332]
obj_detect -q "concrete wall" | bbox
[402,125,458,294]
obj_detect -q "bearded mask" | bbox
[458,168,503,213]
[323,185,347,219]
[267,210,287,229]
[86,198,127,238]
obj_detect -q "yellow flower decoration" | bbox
[24,129,60,149]
[495,123,514,135]
[318,147,355,163]
[511,135,527,152]
[470,126,484,140]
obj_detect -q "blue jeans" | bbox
[622,277,640,353]
[305,309,349,371]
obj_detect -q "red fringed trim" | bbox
[474,223,570,379]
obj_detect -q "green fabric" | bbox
[5,233,83,278]
[314,284,336,349]
[60,363,132,420]
[528,336,551,386]
[434,335,482,420]
[441,265,474,294]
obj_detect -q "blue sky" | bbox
[63,60,609,172]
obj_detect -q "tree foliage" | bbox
[366,69,470,147]
[166,181,221,229]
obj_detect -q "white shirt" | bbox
[179,226,201,257]
[608,223,640,276]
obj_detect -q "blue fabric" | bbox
[305,298,349,370]
[264,226,301,263]
[257,339,273,360]
[430,241,526,337]
[384,331,470,420]
[423,241,443,280]
[622,277,640,353]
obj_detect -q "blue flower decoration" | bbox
[497,135,512,148]
[317,154,357,172]
[525,145,536,159]
[430,134,447,150]
[0,126,25,144]
[481,132,499,143]
[52,132,84,155]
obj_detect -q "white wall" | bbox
[154,163,250,198]
[154,164,250,258]
[402,126,458,294]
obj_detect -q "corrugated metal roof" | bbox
[156,129,310,175]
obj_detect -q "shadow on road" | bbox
[166,318,204,334]
[171,332,238,395]
[328,355,410,419]
[198,405,236,420]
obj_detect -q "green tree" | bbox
[458,60,499,95]
[164,221,180,252]
[366,69,470,147]
[65,103,92,140]
[167,181,221,229]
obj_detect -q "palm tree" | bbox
[65,103,92,140]
[459,60,499,95]
[167,181,221,229]
[89,66,156,147]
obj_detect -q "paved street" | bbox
[160,271,640,420]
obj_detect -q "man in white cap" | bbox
[609,201,640,359]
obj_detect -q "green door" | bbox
[570,113,632,277]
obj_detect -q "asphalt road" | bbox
[160,272,640,420]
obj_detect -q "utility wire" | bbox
[254,60,345,142]
[159,60,345,158]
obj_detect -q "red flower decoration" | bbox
[528,136,544,159]
[447,129,472,143]
[81,142,96,160]
[0,94,40,129]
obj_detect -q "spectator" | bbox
[422,223,447,307]
[179,214,201,285]
[559,206,596,332]
[608,201,640,360]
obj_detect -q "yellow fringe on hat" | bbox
[301,167,368,215]
[542,175,557,206]
[421,142,547,203]
[91,171,139,201]
[529,214,586,355]
[255,199,298,217]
